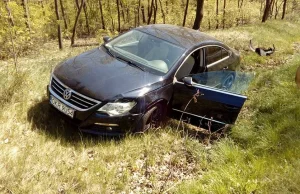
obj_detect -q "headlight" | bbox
[97,101,136,116]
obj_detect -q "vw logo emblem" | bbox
[63,88,72,100]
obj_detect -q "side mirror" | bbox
[103,36,111,43]
[183,77,193,86]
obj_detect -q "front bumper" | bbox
[47,85,142,135]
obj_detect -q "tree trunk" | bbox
[262,0,272,22]
[239,0,244,8]
[270,0,276,18]
[54,0,63,49]
[137,0,141,25]
[158,0,165,24]
[216,0,219,29]
[71,0,84,45]
[108,0,114,31]
[193,0,204,30]
[119,0,126,23]
[141,5,146,23]
[98,0,105,29]
[222,0,226,29]
[21,0,31,32]
[281,0,287,19]
[83,1,90,35]
[148,0,150,17]
[135,7,137,27]
[59,0,68,30]
[274,0,282,19]
[182,0,189,26]
[127,7,130,25]
[75,0,80,9]
[5,0,15,27]
[208,11,211,29]
[116,0,121,31]
[147,0,154,24]
[153,0,157,24]
[4,0,18,69]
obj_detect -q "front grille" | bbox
[50,76,100,110]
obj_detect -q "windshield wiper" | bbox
[116,56,145,72]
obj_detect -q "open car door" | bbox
[172,71,254,129]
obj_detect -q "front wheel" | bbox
[135,103,165,133]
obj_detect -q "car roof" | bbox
[137,24,220,49]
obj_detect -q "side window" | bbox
[175,47,230,81]
[205,46,229,65]
[176,48,206,80]
[175,55,195,80]
[222,48,229,58]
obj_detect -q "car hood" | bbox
[53,47,162,101]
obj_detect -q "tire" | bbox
[135,103,165,133]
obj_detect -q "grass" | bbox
[0,20,300,193]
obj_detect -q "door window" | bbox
[176,46,231,81]
[205,46,229,65]
[176,48,205,80]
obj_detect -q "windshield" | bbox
[105,30,185,74]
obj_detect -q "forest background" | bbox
[1,0,300,62]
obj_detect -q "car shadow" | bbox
[27,98,124,146]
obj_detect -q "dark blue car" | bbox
[48,24,252,135]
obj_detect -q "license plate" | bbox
[50,95,75,118]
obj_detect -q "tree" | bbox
[158,0,165,24]
[182,0,189,27]
[141,5,146,23]
[262,0,273,22]
[147,0,154,24]
[119,0,126,23]
[71,0,84,45]
[98,0,105,30]
[4,0,15,27]
[54,0,63,49]
[98,0,105,29]
[21,0,31,32]
[216,0,219,29]
[4,0,18,70]
[238,0,244,8]
[281,0,287,19]
[222,0,226,29]
[108,0,115,31]
[59,0,68,30]
[83,1,90,35]
[274,0,284,19]
[193,0,204,30]
[116,0,120,31]
[153,0,158,24]
[137,0,141,26]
